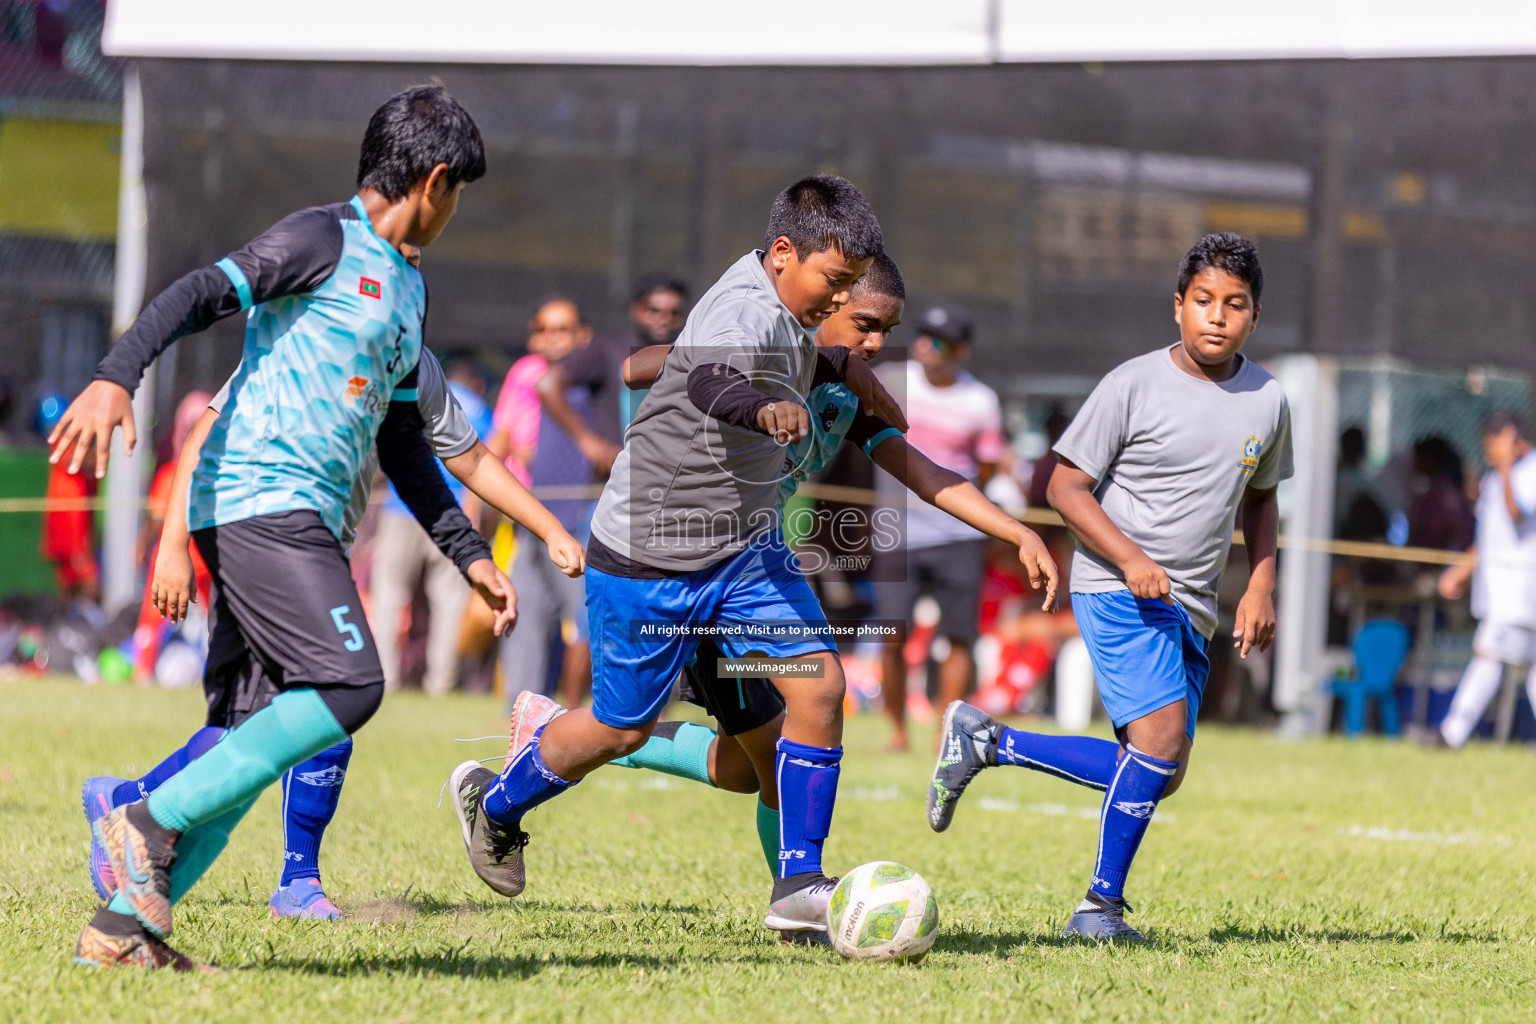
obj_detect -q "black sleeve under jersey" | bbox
[685,361,774,433]
[94,204,347,395]
[810,345,851,388]
[375,362,494,576]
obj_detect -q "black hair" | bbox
[1340,425,1366,466]
[1412,435,1464,483]
[1177,232,1263,304]
[852,251,905,302]
[631,272,689,305]
[763,175,883,261]
[441,349,485,387]
[1483,410,1532,441]
[357,85,487,201]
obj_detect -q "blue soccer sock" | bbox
[774,739,841,879]
[278,738,353,887]
[610,721,717,787]
[112,726,227,807]
[1088,744,1179,901]
[482,727,576,827]
[994,727,1120,791]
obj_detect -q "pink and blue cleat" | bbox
[268,878,344,920]
[506,690,564,770]
[81,776,128,899]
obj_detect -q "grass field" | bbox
[4,675,1536,1023]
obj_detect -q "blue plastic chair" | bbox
[1329,619,1411,737]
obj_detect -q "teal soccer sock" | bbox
[104,799,255,916]
[146,689,349,835]
[755,798,778,876]
[610,721,717,787]
[168,798,257,905]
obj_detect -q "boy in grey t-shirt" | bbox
[928,234,1292,943]
[449,176,910,941]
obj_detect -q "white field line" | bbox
[1337,824,1521,847]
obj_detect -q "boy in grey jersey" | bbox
[82,346,584,920]
[450,176,909,941]
[929,234,1292,943]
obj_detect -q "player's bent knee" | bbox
[316,680,385,735]
[607,725,652,759]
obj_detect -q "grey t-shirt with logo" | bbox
[589,250,819,572]
[1053,346,1293,639]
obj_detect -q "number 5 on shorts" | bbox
[330,605,365,652]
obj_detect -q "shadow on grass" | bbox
[936,922,1502,955]
[261,949,672,980]
[1203,924,1502,945]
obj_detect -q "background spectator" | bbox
[875,302,1005,751]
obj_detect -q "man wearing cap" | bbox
[874,302,1006,751]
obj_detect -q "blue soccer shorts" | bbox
[1071,589,1210,739]
[585,532,835,729]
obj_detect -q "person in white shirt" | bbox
[1435,412,1536,747]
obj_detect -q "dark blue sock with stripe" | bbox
[1089,745,1179,900]
[994,727,1119,790]
[774,739,842,878]
[483,727,575,827]
[279,738,353,886]
[113,726,226,808]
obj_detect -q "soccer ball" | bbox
[826,861,938,963]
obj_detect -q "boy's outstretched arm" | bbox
[872,435,1057,611]
[1234,485,1279,659]
[51,207,346,477]
[1047,458,1173,605]
[441,439,586,577]
[148,406,218,622]
[377,381,516,637]
[622,344,671,389]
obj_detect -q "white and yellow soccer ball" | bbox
[826,861,938,962]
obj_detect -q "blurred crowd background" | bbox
[4,0,1536,748]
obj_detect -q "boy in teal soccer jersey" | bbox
[927,234,1293,943]
[51,86,518,971]
[81,345,584,923]
[492,250,1059,938]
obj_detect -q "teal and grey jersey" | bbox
[94,196,490,573]
[774,381,902,514]
[208,347,480,551]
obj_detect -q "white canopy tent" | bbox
[98,0,1536,729]
[103,0,1536,65]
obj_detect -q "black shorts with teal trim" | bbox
[677,638,786,736]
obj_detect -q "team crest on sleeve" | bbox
[1240,435,1262,471]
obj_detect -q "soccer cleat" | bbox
[927,700,1001,833]
[506,690,564,771]
[93,802,178,938]
[269,877,345,920]
[1061,892,1149,944]
[764,872,839,939]
[82,775,128,899]
[449,760,529,898]
[73,920,216,973]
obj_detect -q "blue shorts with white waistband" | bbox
[585,532,835,729]
[1072,589,1210,739]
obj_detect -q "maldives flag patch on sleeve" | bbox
[359,278,381,299]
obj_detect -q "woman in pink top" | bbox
[488,299,590,485]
